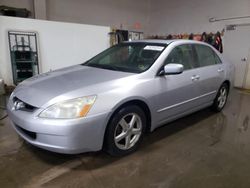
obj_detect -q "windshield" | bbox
[83,42,167,73]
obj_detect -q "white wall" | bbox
[148,0,250,35]
[2,0,250,35]
[0,16,110,85]
[34,0,47,19]
[0,0,150,32]
[46,0,150,32]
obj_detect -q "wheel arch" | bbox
[222,80,231,90]
[103,98,152,148]
[214,80,231,100]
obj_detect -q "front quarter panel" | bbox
[90,76,156,112]
[85,75,159,129]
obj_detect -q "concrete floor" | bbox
[1,89,250,188]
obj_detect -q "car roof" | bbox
[127,39,175,44]
[125,39,206,45]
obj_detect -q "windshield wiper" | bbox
[86,64,120,71]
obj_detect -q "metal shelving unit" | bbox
[8,31,39,85]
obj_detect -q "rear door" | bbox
[193,44,225,104]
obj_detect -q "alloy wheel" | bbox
[114,113,142,150]
[217,86,227,109]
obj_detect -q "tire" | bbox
[212,83,229,112]
[104,105,146,156]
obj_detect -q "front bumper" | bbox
[7,100,110,154]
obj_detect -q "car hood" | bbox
[13,65,135,107]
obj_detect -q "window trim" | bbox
[213,50,222,64]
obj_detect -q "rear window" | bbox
[194,45,217,67]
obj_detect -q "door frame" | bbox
[224,24,250,89]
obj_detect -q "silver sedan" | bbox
[7,40,234,156]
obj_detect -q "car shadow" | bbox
[143,108,215,146]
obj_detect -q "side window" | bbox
[214,52,222,64]
[164,44,194,70]
[195,45,217,67]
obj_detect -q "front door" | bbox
[155,44,201,124]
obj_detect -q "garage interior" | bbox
[1,0,250,187]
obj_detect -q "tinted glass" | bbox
[214,52,222,64]
[84,43,167,73]
[195,45,217,67]
[164,44,195,70]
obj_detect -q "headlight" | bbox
[38,95,96,119]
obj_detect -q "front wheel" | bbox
[104,105,146,156]
[212,83,229,112]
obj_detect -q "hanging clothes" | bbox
[189,33,194,40]
[193,35,201,41]
[207,33,214,45]
[166,34,173,39]
[213,32,223,53]
[201,32,208,43]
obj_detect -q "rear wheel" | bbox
[104,105,146,156]
[212,83,229,112]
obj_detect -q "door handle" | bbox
[191,75,200,81]
[218,68,224,73]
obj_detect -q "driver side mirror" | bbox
[159,63,184,76]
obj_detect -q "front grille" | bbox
[15,124,37,140]
[13,97,36,112]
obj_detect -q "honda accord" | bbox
[7,40,234,156]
